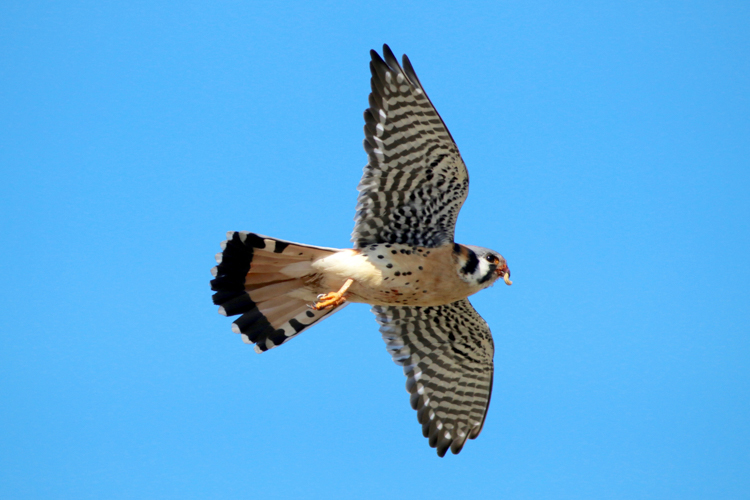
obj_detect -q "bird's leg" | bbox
[311,278,354,310]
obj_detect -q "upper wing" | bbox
[372,299,494,457]
[352,45,470,249]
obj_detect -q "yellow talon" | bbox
[311,278,354,310]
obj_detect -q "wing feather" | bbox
[372,298,494,456]
[353,45,470,249]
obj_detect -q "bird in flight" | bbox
[211,44,512,457]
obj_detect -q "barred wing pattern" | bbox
[373,299,494,456]
[353,45,470,249]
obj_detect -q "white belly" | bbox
[307,245,477,307]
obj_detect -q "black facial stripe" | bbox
[478,265,496,284]
[461,249,479,275]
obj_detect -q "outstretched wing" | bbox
[352,44,470,249]
[372,299,494,457]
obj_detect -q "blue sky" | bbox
[1,1,748,498]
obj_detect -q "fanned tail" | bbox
[210,231,346,353]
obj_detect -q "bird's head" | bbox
[453,243,512,289]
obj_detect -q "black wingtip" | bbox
[382,44,400,71]
[370,48,384,65]
[372,44,421,90]
[402,54,421,88]
[450,434,469,455]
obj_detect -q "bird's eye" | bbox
[485,254,499,265]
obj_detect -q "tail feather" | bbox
[217,293,256,317]
[256,294,303,322]
[247,279,304,303]
[244,273,293,287]
[211,231,345,353]
[239,263,295,274]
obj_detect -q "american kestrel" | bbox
[211,45,512,456]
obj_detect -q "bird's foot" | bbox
[311,292,346,310]
[310,278,354,310]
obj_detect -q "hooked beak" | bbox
[496,263,512,286]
